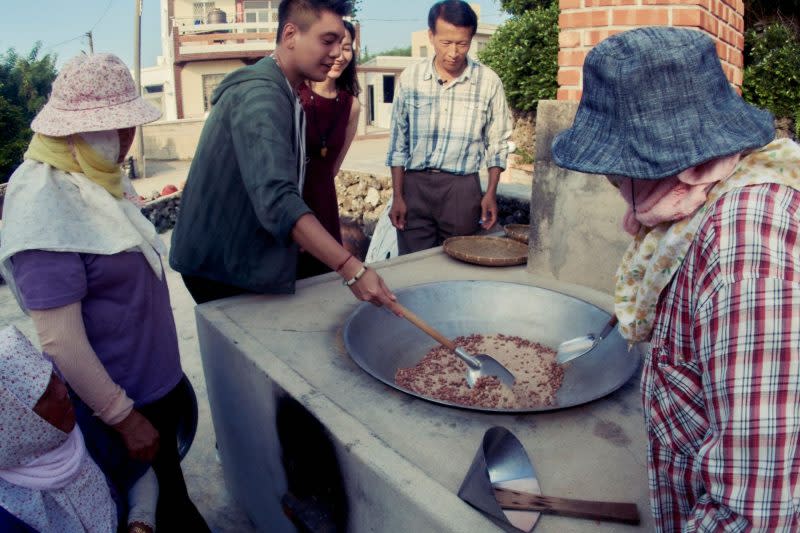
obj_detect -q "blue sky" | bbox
[1,1,508,69]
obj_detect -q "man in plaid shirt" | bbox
[386,0,512,255]
[552,27,800,531]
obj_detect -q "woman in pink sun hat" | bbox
[0,53,210,531]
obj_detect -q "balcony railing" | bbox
[172,17,278,57]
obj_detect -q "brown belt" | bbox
[418,168,443,173]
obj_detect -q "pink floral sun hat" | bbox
[31,53,161,137]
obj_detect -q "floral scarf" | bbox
[615,138,800,342]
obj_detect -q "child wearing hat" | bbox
[552,26,800,531]
[0,326,158,533]
[0,52,209,531]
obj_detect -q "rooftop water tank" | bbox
[206,8,227,24]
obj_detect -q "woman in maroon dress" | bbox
[297,20,361,279]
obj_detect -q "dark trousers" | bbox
[71,383,211,532]
[182,274,251,304]
[138,384,211,532]
[396,170,482,255]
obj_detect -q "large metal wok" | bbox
[343,281,640,413]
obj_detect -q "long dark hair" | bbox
[335,20,361,96]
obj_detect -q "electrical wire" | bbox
[89,0,115,32]
[43,34,86,52]
[44,0,114,52]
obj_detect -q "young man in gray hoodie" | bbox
[171,0,398,312]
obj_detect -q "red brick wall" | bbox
[557,0,745,100]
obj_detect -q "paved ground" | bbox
[0,135,533,531]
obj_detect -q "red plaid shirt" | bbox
[644,183,800,532]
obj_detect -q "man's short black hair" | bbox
[277,0,352,43]
[428,0,478,36]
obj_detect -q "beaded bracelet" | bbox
[343,266,368,287]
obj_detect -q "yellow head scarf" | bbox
[24,133,123,199]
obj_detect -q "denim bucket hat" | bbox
[551,27,774,180]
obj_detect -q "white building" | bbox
[159,0,280,119]
[154,1,498,136]
[355,55,418,135]
[140,57,175,121]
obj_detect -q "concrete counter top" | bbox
[196,248,652,532]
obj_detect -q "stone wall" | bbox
[334,170,531,240]
[510,110,536,166]
[335,171,393,236]
[142,191,182,234]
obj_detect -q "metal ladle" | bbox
[396,303,516,388]
[556,315,619,365]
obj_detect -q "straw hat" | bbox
[551,27,774,180]
[31,53,161,137]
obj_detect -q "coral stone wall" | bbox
[557,0,745,100]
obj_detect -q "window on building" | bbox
[144,84,164,94]
[244,0,271,33]
[193,2,216,24]
[202,73,226,111]
[419,45,428,57]
[143,93,164,118]
[382,75,395,103]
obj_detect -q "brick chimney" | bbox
[557,0,745,100]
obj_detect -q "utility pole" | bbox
[85,31,94,53]
[133,0,146,178]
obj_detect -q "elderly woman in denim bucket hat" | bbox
[0,53,210,531]
[552,27,800,532]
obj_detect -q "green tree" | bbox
[742,22,800,120]
[498,0,555,16]
[361,45,412,64]
[478,3,559,112]
[0,97,29,183]
[379,46,412,57]
[351,0,362,20]
[0,42,57,183]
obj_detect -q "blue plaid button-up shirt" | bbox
[386,56,512,175]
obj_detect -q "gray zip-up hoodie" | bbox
[169,56,311,293]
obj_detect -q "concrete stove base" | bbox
[196,248,653,532]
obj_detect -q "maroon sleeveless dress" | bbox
[296,84,354,279]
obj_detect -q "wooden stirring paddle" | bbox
[494,487,640,525]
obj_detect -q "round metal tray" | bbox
[343,281,640,413]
